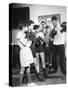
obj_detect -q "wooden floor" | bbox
[12,66,66,87]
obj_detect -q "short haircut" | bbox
[51,16,58,21]
[18,21,27,30]
[46,25,50,29]
[41,21,46,24]
[27,20,34,26]
[33,25,40,30]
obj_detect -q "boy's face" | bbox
[41,22,46,28]
[46,28,51,33]
[52,20,57,27]
[35,27,41,33]
[22,26,28,32]
[28,23,34,30]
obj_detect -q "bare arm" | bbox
[18,39,26,47]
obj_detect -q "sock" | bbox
[20,74,24,85]
[27,71,31,84]
[42,64,46,69]
[34,58,40,73]
[36,65,40,73]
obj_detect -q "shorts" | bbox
[35,44,44,53]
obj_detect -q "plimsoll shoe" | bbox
[28,82,37,86]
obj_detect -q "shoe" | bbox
[43,68,49,78]
[62,74,66,80]
[48,70,57,74]
[28,82,37,86]
[36,73,44,81]
[49,64,52,70]
[46,63,49,69]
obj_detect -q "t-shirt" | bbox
[36,32,44,39]
[53,25,66,45]
[36,32,45,45]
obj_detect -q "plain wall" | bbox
[14,4,66,23]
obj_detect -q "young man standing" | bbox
[44,25,52,72]
[50,16,66,78]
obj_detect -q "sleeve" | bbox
[16,32,27,47]
[16,32,22,39]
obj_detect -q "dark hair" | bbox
[51,16,58,21]
[61,22,66,27]
[18,21,27,30]
[27,20,34,26]
[41,21,46,24]
[61,21,66,33]
[46,25,50,29]
[33,25,40,30]
[18,23,22,30]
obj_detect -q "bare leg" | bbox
[20,67,25,86]
[34,57,40,74]
[35,53,44,81]
[40,52,45,69]
[36,53,40,73]
[40,52,49,78]
[26,66,31,84]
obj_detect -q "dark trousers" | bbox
[45,42,53,65]
[45,46,50,64]
[52,44,66,74]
